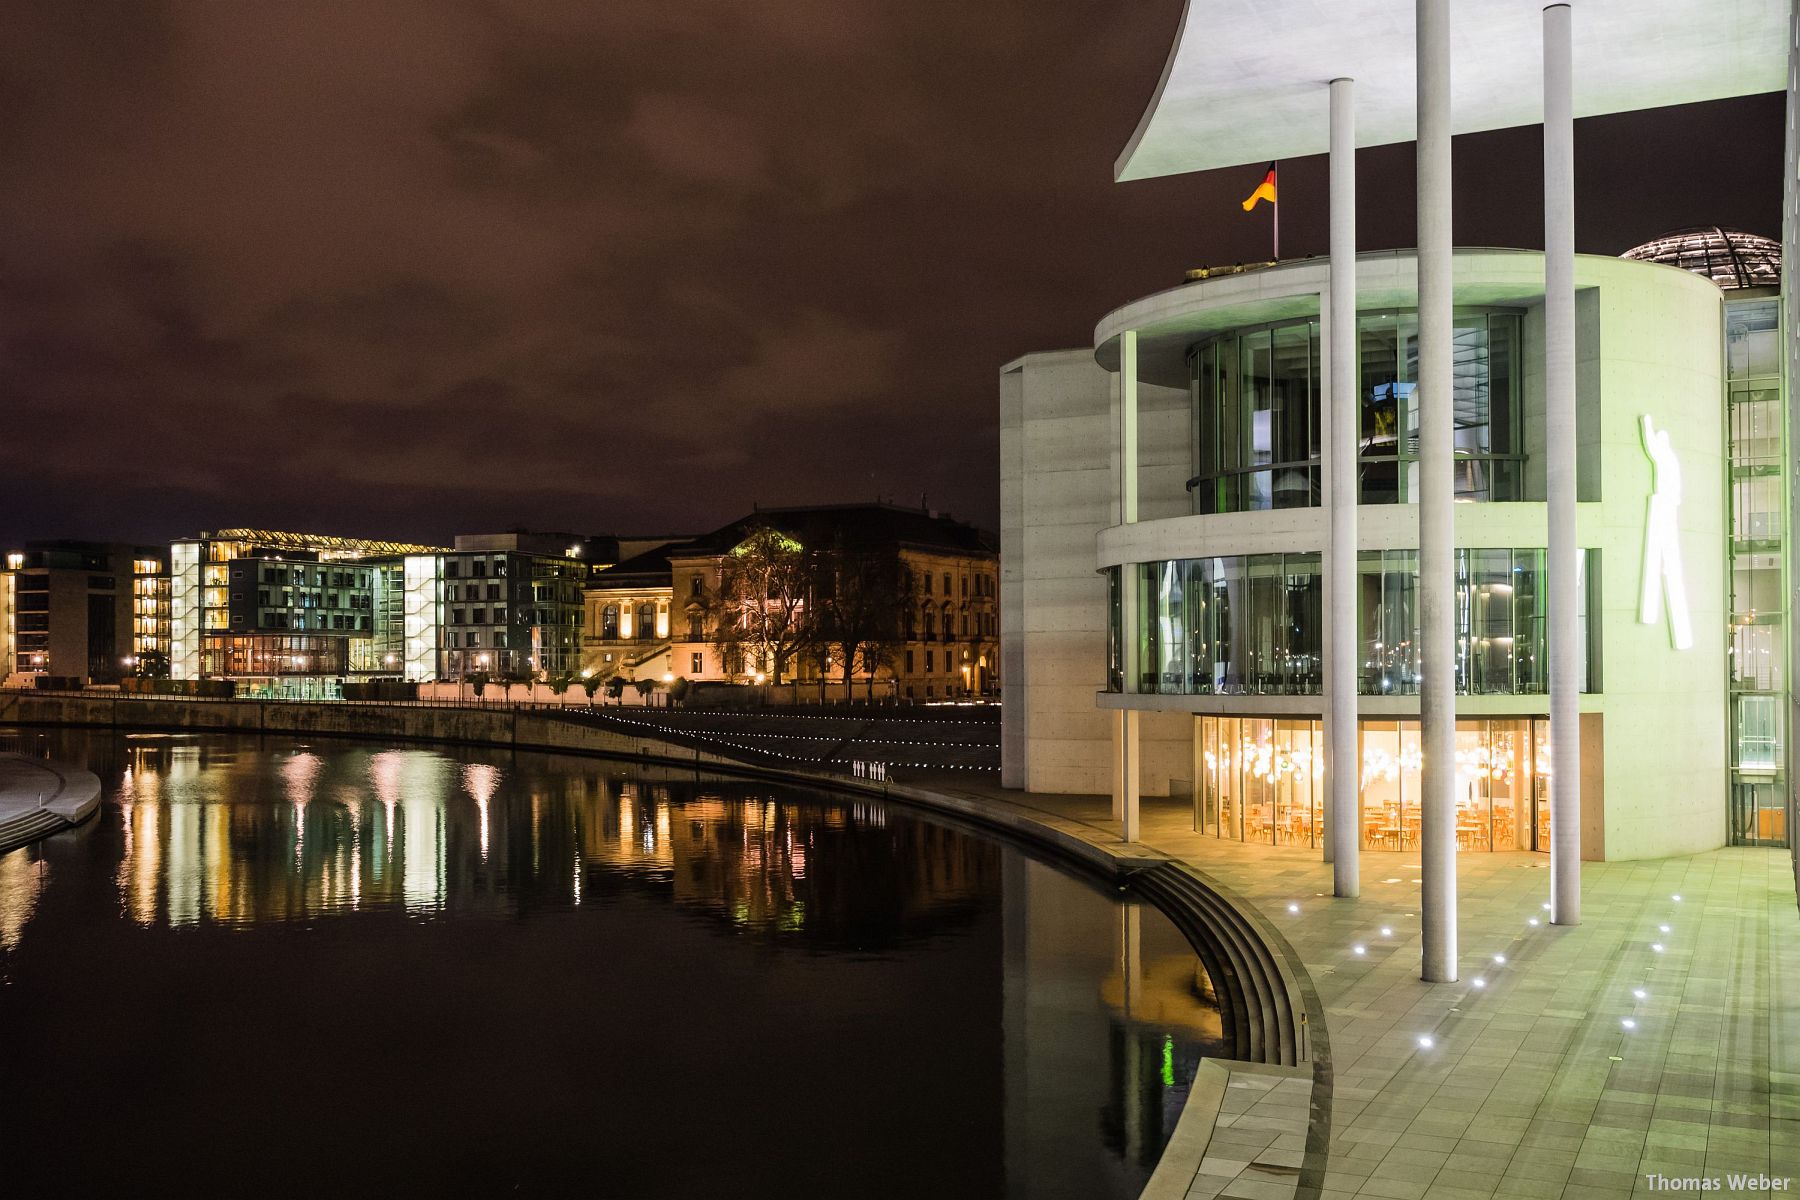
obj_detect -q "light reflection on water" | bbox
[0,728,1223,1200]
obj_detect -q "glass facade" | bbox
[1725,295,1787,846]
[1196,715,1549,852]
[1188,310,1523,514]
[168,542,201,679]
[1118,548,1588,696]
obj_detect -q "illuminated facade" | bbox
[131,554,170,666]
[1625,228,1786,846]
[1003,248,1741,861]
[1,541,164,683]
[168,530,445,695]
[583,504,998,698]
[414,546,592,681]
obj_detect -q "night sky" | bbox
[1,2,1784,548]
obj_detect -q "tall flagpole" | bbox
[1273,161,1280,260]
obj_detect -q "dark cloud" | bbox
[0,0,1783,545]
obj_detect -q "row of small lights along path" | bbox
[906,781,1800,1200]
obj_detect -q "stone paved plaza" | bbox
[932,782,1800,1200]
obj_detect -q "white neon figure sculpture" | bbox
[1638,415,1692,650]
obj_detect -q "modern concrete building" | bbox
[169,529,447,697]
[1000,0,1795,974]
[412,535,596,683]
[1,541,165,684]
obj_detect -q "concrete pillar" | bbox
[1114,327,1142,844]
[1114,708,1141,842]
[1416,0,1458,982]
[1544,3,1582,926]
[1328,77,1360,897]
[1783,0,1800,905]
[1120,329,1140,525]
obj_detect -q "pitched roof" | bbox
[587,541,685,589]
[674,503,997,559]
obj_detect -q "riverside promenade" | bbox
[0,752,102,852]
[916,780,1800,1200]
[4,692,1795,1199]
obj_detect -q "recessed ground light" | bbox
[1621,1018,1637,1030]
[1380,926,1393,937]
[1493,954,1506,965]
[1411,878,1421,883]
[1659,924,1671,933]
[1287,903,1300,914]
[1528,918,1540,926]
[1672,894,1682,902]
[1353,944,1366,956]
[1471,978,1487,989]
[1417,1035,1434,1049]
[1632,988,1648,1000]
[1384,878,1403,884]
[1651,943,1665,953]
[1542,902,1552,911]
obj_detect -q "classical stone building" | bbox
[584,503,999,700]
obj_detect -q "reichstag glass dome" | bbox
[1621,225,1781,290]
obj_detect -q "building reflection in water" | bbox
[97,739,999,948]
[2,729,1226,1200]
[1004,856,1224,1195]
[0,851,50,951]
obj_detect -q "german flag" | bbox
[1241,163,1277,211]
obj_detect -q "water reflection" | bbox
[86,738,1002,947]
[0,851,48,950]
[0,729,1222,1200]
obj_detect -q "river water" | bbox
[0,727,1221,1200]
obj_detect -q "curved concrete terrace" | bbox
[928,783,1800,1200]
[0,752,102,853]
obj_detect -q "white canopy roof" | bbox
[1117,0,1788,181]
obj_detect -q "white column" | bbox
[1113,328,1142,843]
[1114,709,1142,841]
[1416,0,1458,982]
[1120,330,1140,524]
[1544,3,1582,926]
[1328,77,1360,897]
[1785,0,1800,904]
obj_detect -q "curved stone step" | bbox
[1129,861,1306,1067]
[0,808,72,855]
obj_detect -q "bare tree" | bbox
[810,538,911,701]
[711,523,812,685]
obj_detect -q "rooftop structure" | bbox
[1116,0,1787,180]
[1622,226,1782,291]
[193,529,446,559]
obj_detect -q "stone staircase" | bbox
[1129,861,1310,1067]
[0,805,73,855]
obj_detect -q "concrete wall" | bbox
[1000,351,1115,794]
[1583,258,1728,859]
[0,692,754,776]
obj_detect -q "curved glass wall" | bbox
[1121,548,1589,697]
[1196,715,1552,852]
[1188,310,1523,514]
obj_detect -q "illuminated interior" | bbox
[1195,715,1555,852]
